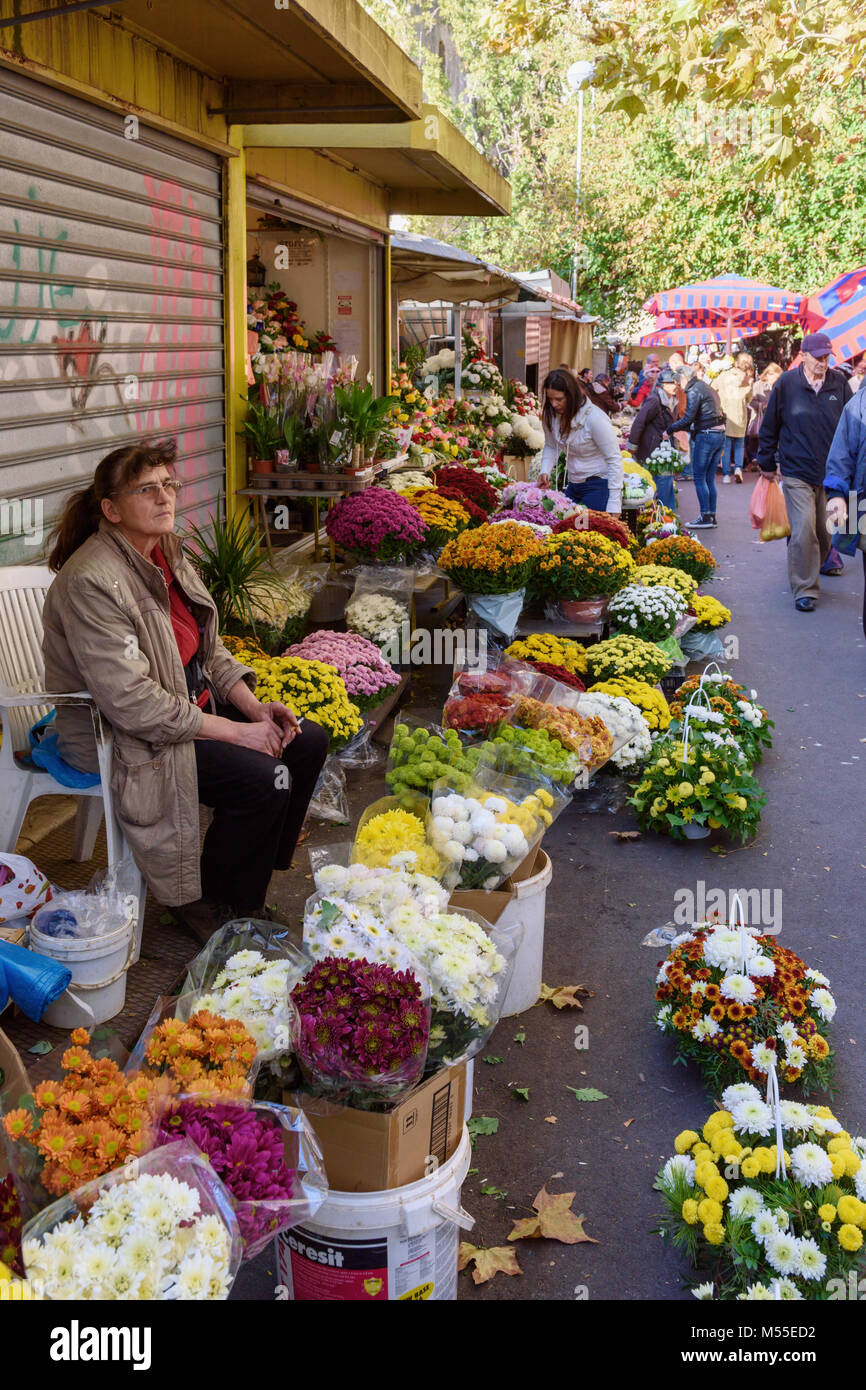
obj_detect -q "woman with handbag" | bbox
[41,438,328,946]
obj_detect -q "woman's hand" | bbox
[538,473,551,488]
[260,700,301,747]
[231,718,286,758]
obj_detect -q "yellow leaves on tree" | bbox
[458,1243,523,1284]
[508,1186,598,1246]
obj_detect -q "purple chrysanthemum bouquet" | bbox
[285,630,400,712]
[325,488,429,563]
[291,956,430,1105]
[157,1100,322,1260]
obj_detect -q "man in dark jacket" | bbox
[824,387,866,635]
[668,365,727,528]
[757,332,852,611]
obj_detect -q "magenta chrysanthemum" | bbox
[325,489,428,562]
[291,956,429,1099]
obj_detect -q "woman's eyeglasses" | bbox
[113,478,184,499]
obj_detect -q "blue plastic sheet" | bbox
[0,941,71,1023]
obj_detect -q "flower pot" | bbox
[306,461,321,474]
[250,457,274,476]
[682,823,710,840]
[557,597,609,623]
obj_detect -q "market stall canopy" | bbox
[118,0,423,122]
[242,107,511,217]
[802,271,866,362]
[802,267,866,334]
[643,275,804,342]
[501,270,592,322]
[390,233,543,305]
[640,317,726,348]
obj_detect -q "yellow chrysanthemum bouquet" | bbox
[236,646,363,748]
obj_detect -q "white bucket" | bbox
[275,1126,473,1301]
[463,1057,474,1126]
[500,850,553,1017]
[28,911,136,1029]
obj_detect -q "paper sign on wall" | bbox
[337,293,354,317]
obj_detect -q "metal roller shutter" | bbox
[0,67,225,564]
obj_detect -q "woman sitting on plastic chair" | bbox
[41,438,328,947]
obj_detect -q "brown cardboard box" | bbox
[292,1061,466,1193]
[447,884,514,925]
[510,844,547,885]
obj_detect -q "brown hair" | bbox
[758,363,783,384]
[541,368,590,436]
[46,437,178,572]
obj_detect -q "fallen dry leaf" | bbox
[623,1118,635,1128]
[508,1185,598,1246]
[458,1242,522,1284]
[544,1116,557,1124]
[537,983,590,1010]
[609,830,641,841]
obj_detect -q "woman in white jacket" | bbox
[537,368,623,513]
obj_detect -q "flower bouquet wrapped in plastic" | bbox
[428,763,569,892]
[302,867,521,1070]
[124,996,258,1097]
[183,919,310,1062]
[351,794,446,879]
[289,955,431,1105]
[153,1096,327,1260]
[21,1139,243,1300]
[345,565,415,656]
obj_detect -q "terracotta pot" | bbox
[250,457,273,476]
[557,596,609,623]
[306,461,321,474]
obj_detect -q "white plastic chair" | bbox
[0,566,147,962]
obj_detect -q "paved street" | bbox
[234,476,866,1301]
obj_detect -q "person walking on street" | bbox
[629,355,660,408]
[756,332,852,611]
[628,367,679,507]
[538,368,623,513]
[668,364,727,529]
[717,352,754,484]
[824,385,866,637]
[745,363,783,469]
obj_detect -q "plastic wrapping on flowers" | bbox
[182,919,311,1064]
[571,691,653,773]
[21,1139,243,1300]
[345,565,415,655]
[386,719,485,799]
[301,869,522,1071]
[351,794,445,880]
[443,664,526,738]
[289,954,432,1106]
[428,763,569,892]
[499,481,581,523]
[124,993,259,1096]
[153,1096,327,1261]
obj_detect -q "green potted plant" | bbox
[186,511,288,638]
[276,413,305,483]
[334,381,399,469]
[242,403,280,485]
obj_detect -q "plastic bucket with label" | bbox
[275,1126,473,1301]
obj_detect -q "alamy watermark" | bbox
[673,880,782,933]
[674,106,784,152]
[0,497,43,547]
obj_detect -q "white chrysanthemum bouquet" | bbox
[607,583,686,644]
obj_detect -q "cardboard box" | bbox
[293,1061,466,1193]
[447,846,548,924]
[0,1029,30,1178]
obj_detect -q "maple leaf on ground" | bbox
[458,1242,522,1284]
[537,983,590,1010]
[508,1186,598,1246]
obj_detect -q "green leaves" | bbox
[513,1087,530,1102]
[567,1086,609,1102]
[467,1116,500,1143]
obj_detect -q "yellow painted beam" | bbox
[288,0,422,119]
[384,233,393,384]
[224,130,250,525]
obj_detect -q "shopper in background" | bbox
[665,350,691,472]
[745,362,783,469]
[717,352,754,484]
[756,332,852,611]
[629,355,660,408]
[668,364,727,529]
[590,373,618,416]
[538,368,623,513]
[628,366,679,507]
[824,385,866,637]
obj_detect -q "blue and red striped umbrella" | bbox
[802,268,866,330]
[639,318,725,348]
[643,275,804,343]
[802,273,866,362]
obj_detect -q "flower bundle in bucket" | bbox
[655,919,836,1094]
[655,1089,866,1300]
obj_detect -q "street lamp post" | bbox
[567,60,595,303]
